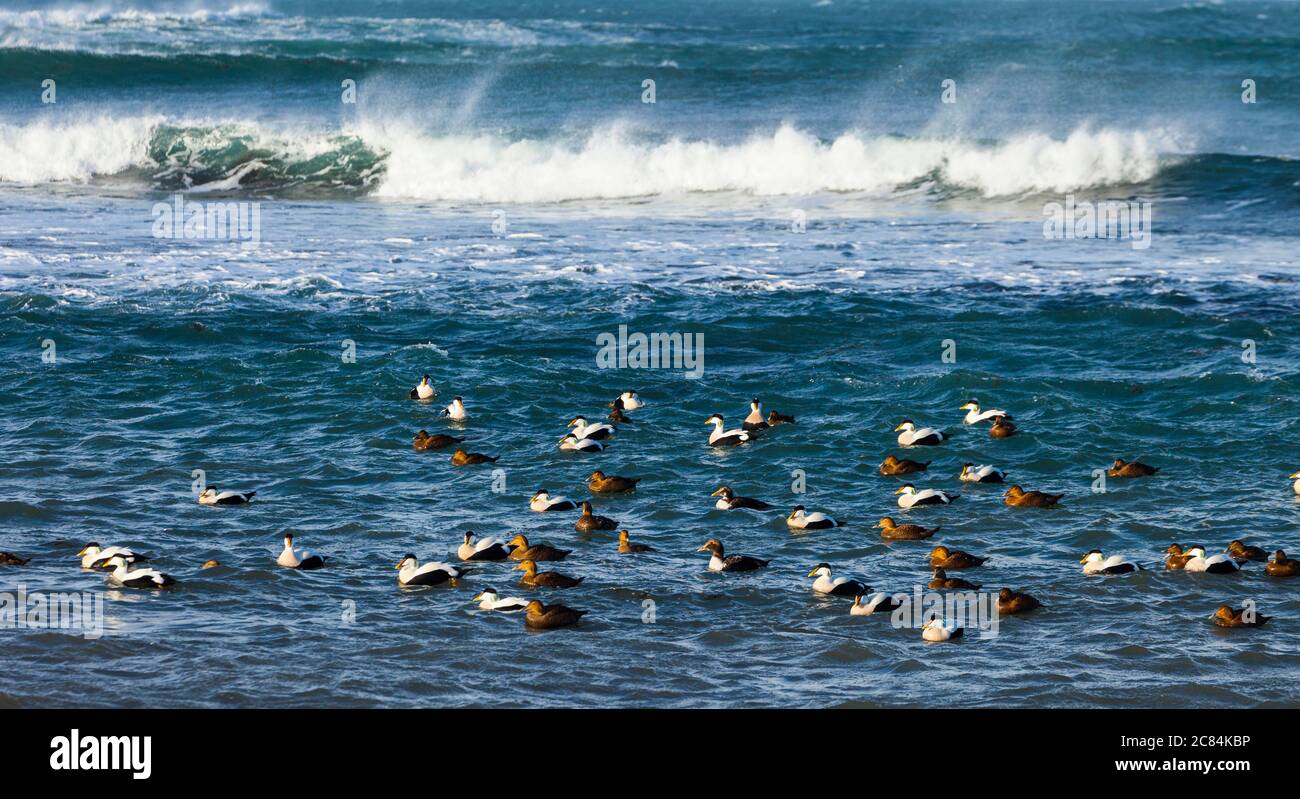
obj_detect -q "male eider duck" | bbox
[1291,470,1300,495]
[457,531,512,561]
[440,396,468,421]
[1164,543,1195,570]
[989,416,1018,438]
[767,410,796,426]
[929,546,987,570]
[588,470,640,493]
[850,593,901,616]
[0,552,29,566]
[1080,549,1141,575]
[697,539,769,572]
[786,505,843,530]
[1227,540,1268,563]
[198,486,256,505]
[877,517,939,540]
[959,400,1009,425]
[529,490,577,513]
[895,484,958,509]
[879,455,930,476]
[1107,458,1159,478]
[1181,546,1241,575]
[997,588,1042,615]
[576,501,618,532]
[711,485,772,511]
[742,398,768,431]
[894,420,947,447]
[1214,604,1270,628]
[808,563,868,597]
[921,618,963,642]
[525,600,587,630]
[276,533,326,570]
[705,414,751,447]
[618,530,654,553]
[929,569,980,590]
[611,391,644,411]
[568,416,615,440]
[413,430,464,450]
[506,535,570,561]
[410,374,436,400]
[558,433,604,453]
[201,559,221,569]
[1003,485,1062,507]
[396,555,467,587]
[472,588,529,612]
[104,556,176,589]
[959,463,1006,484]
[450,449,498,466]
[1266,550,1300,577]
[515,559,584,588]
[79,543,148,570]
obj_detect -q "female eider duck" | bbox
[515,559,584,588]
[877,517,939,540]
[576,501,618,532]
[104,556,176,589]
[198,486,256,505]
[440,396,468,421]
[79,543,148,570]
[1080,549,1141,575]
[850,593,901,616]
[410,374,436,400]
[894,420,947,447]
[568,416,615,440]
[0,552,29,566]
[457,532,512,561]
[767,410,796,426]
[506,535,571,562]
[879,455,930,476]
[997,588,1042,615]
[697,539,769,572]
[608,407,634,425]
[742,399,768,431]
[1266,550,1300,577]
[558,433,604,453]
[922,618,963,642]
[929,569,980,590]
[1213,604,1270,628]
[1164,543,1195,570]
[1227,540,1269,563]
[588,470,640,493]
[529,490,577,512]
[1107,458,1159,478]
[989,416,1018,439]
[787,505,843,530]
[929,546,987,570]
[711,485,772,511]
[895,484,958,509]
[413,430,464,450]
[611,391,644,411]
[396,555,467,587]
[1003,485,1062,507]
[450,448,497,466]
[1181,546,1241,575]
[705,414,751,447]
[959,400,1009,425]
[524,600,587,630]
[618,530,654,553]
[276,533,326,570]
[201,559,221,569]
[472,588,529,612]
[959,463,1006,484]
[808,564,868,597]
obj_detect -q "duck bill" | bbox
[893,487,906,495]
[710,488,725,497]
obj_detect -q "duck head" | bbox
[696,538,724,556]
[395,553,417,570]
[894,483,917,496]
[473,588,499,603]
[705,414,724,426]
[514,559,538,575]
[877,517,896,529]
[1080,549,1104,565]
[894,420,917,433]
[808,563,832,578]
[959,401,979,412]
[507,534,529,549]
[711,486,734,499]
[1004,485,1025,499]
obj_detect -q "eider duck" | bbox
[989,416,1018,438]
[515,559,584,588]
[198,486,256,505]
[558,433,604,452]
[104,556,176,589]
[1003,485,1062,507]
[410,374,436,400]
[697,539,769,572]
[742,398,769,431]
[569,416,615,440]
[472,588,529,612]
[450,448,497,466]
[588,470,639,493]
[506,535,570,561]
[0,552,29,566]
[440,396,468,421]
[879,455,930,476]
[705,414,751,447]
[808,564,868,597]
[576,501,618,532]
[929,546,987,570]
[618,530,654,553]
[1291,470,1300,495]
[1266,550,1300,577]
[529,490,577,512]
[929,569,980,590]
[894,420,947,447]
[611,391,644,411]
[1107,458,1159,478]
[1213,604,1270,628]
[1164,543,1195,570]
[79,543,148,570]
[877,517,939,540]
[1227,540,1269,563]
[413,430,464,450]
[524,600,587,630]
[608,407,634,425]
[997,588,1042,615]
[786,505,843,530]
[201,559,221,569]
[895,484,958,509]
[711,485,772,510]
[767,410,797,426]
[457,531,512,561]
[850,593,901,616]
[276,533,326,570]
[921,618,963,642]
[1181,546,1241,575]
[396,555,466,587]
[959,400,1010,426]
[1080,549,1141,575]
[959,463,1006,483]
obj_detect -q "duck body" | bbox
[894,420,947,447]
[742,399,769,431]
[0,552,29,566]
[997,588,1042,615]
[1003,485,1062,507]
[808,564,867,597]
[706,415,751,447]
[1266,550,1300,577]
[529,491,577,512]
[989,417,1018,438]
[450,449,497,466]
[198,487,256,506]
[959,464,1006,483]
[877,517,939,540]
[850,593,901,615]
[1181,547,1241,575]
[1213,605,1270,628]
[1080,550,1140,575]
[588,471,640,493]
[929,569,980,590]
[473,590,529,612]
[413,430,464,450]
[79,544,148,570]
[1164,544,1194,570]
[559,434,604,452]
[457,533,512,561]
[441,397,468,420]
[698,539,768,572]
[1107,459,1159,478]
[895,484,958,509]
[506,535,570,561]
[525,600,587,629]
[410,375,436,400]
[929,546,987,570]
[711,486,771,510]
[959,401,1010,425]
[611,391,644,411]
[397,555,466,587]
[786,506,843,530]
[516,560,584,588]
[879,455,930,476]
[767,410,796,426]
[617,530,654,553]
[105,557,176,589]
[922,618,964,642]
[277,535,326,570]
[575,501,618,532]
[568,416,615,440]
[1227,540,1268,563]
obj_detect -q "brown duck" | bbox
[877,517,939,540]
[1003,485,1063,507]
[413,430,464,451]
[878,455,930,476]
[450,448,497,466]
[929,569,980,590]
[929,546,987,570]
[1266,550,1300,577]
[1107,458,1159,478]
[997,588,1042,615]
[1227,540,1268,563]
[608,407,634,425]
[506,535,570,562]
[1165,543,1194,571]
[989,417,1018,439]
[524,600,587,630]
[0,552,30,566]
[617,530,654,554]
[1213,604,1270,628]
[576,501,618,532]
[767,410,796,425]
[515,559,584,588]
[588,470,640,493]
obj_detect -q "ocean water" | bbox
[2,0,1299,708]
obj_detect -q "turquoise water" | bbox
[1,0,1299,707]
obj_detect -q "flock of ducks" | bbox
[4,386,1297,637]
